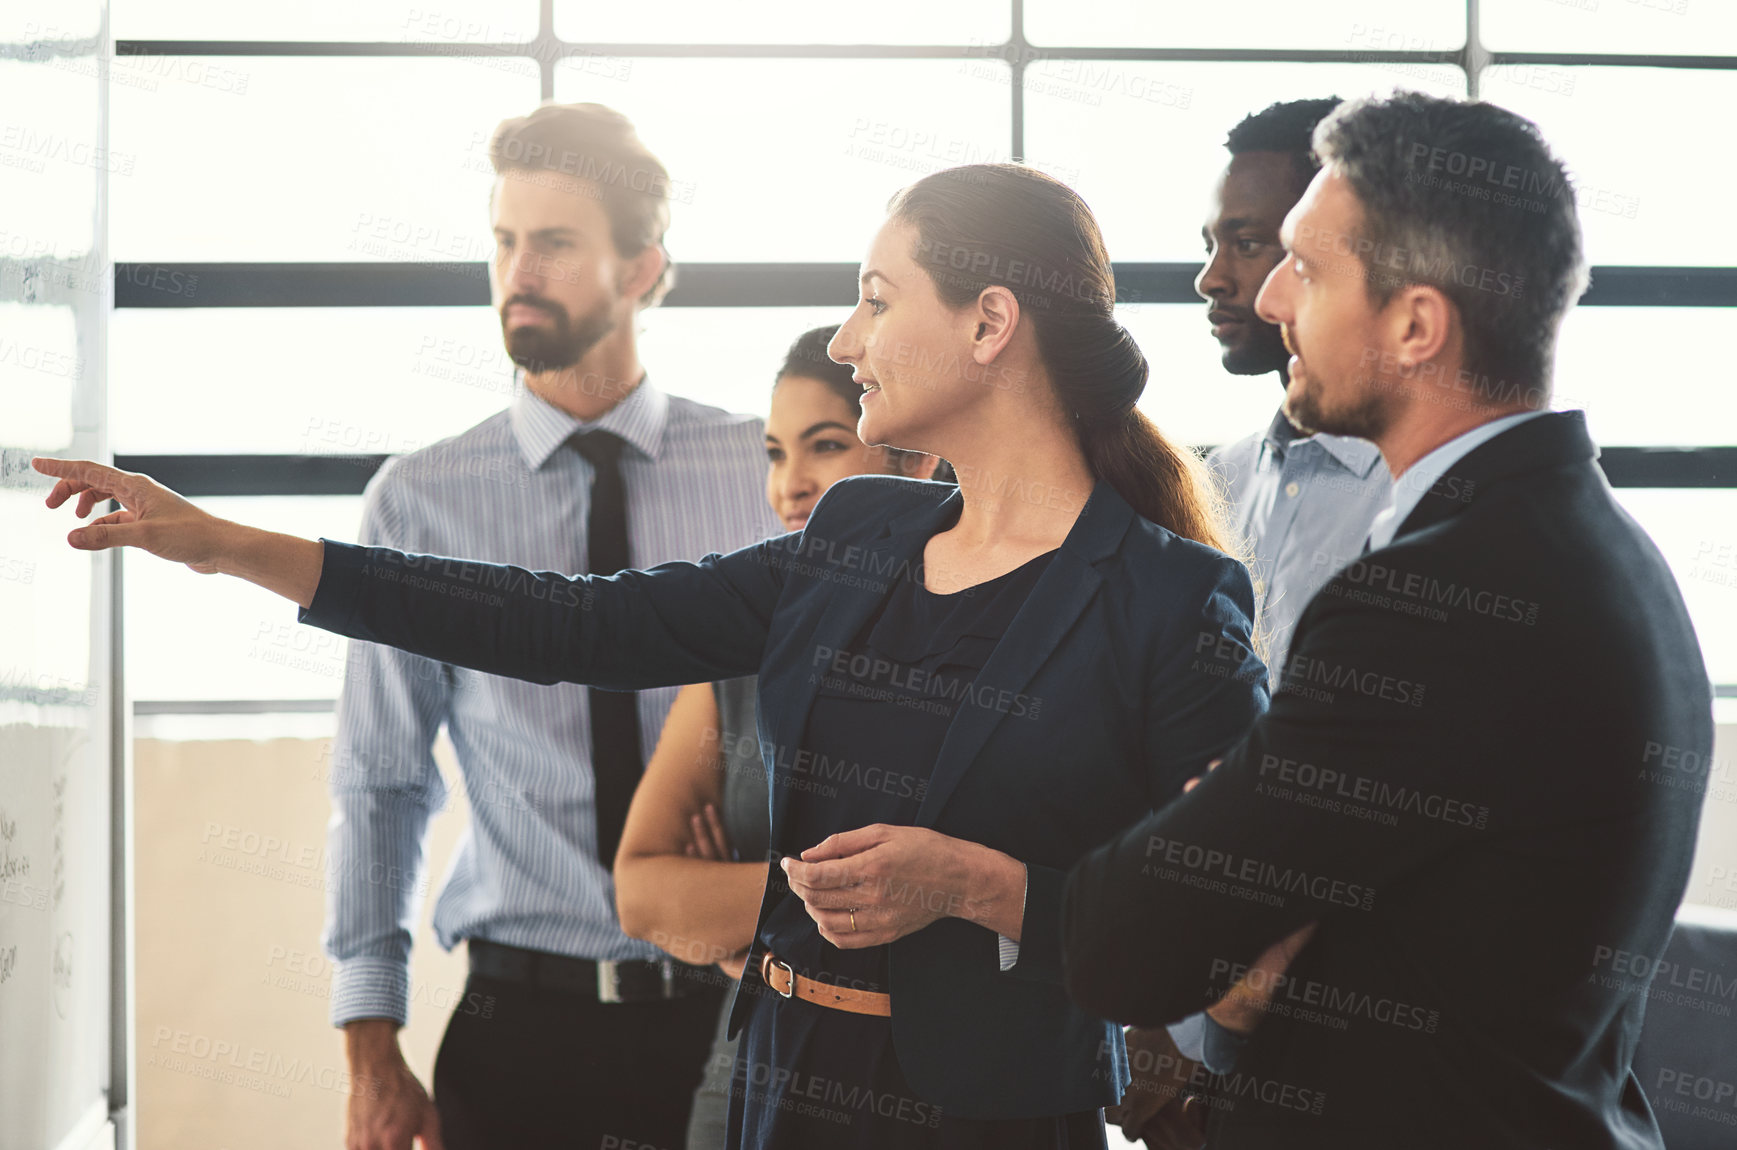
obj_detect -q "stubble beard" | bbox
[1286,370,1395,440]
[502,295,619,374]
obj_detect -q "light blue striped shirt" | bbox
[322,379,782,1026]
[1208,408,1391,682]
[1172,407,1388,1070]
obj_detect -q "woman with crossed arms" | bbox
[39,163,1270,1148]
[611,322,948,1149]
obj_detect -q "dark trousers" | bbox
[433,970,726,1149]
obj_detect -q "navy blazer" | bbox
[300,472,1268,1119]
[1062,412,1714,1147]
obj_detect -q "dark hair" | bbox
[488,102,674,305]
[773,325,955,484]
[887,164,1226,550]
[1225,96,1343,185]
[777,325,860,412]
[1313,91,1588,399]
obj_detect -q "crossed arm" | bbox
[1062,596,1463,1027]
[613,681,769,977]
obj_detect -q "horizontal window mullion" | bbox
[115,454,390,496]
[113,262,1737,309]
[111,41,1463,66]
[116,40,541,56]
[112,448,1737,498]
[115,39,1737,70]
[115,40,1012,59]
[1487,52,1737,70]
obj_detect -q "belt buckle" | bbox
[769,956,795,999]
[659,958,677,999]
[597,959,623,1004]
[598,958,682,1003]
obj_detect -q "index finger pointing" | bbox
[34,457,126,488]
[33,458,131,508]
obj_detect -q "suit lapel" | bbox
[915,479,1133,827]
[913,548,1104,827]
[763,485,963,832]
[1394,409,1597,540]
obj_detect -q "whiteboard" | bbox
[0,2,116,1148]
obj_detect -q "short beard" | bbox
[502,297,618,374]
[1287,376,1395,441]
[1220,321,1290,378]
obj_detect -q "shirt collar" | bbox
[509,374,670,471]
[1365,408,1550,551]
[1261,407,1384,479]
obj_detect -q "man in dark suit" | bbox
[1062,92,1714,1148]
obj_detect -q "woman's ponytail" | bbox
[1060,311,1231,553]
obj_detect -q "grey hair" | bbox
[1312,91,1590,404]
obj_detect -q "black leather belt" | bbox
[468,939,711,1003]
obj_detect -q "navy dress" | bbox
[725,547,1106,1149]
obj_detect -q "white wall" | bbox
[124,717,1737,1148]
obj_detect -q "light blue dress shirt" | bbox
[1172,407,1388,1070]
[1364,409,1551,553]
[321,380,782,1026]
[1208,408,1392,681]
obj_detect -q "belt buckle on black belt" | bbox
[597,957,676,1003]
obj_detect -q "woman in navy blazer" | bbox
[38,164,1268,1146]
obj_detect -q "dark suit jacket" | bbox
[300,472,1268,1118]
[1061,411,1714,1147]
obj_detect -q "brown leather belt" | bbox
[760,951,892,1017]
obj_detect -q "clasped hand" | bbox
[780,824,1007,949]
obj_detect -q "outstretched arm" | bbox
[35,457,327,604]
[300,534,781,690]
[36,456,795,691]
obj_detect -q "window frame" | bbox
[110,1,1737,705]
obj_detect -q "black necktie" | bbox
[571,429,642,870]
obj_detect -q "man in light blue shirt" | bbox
[1198,99,1392,682]
[325,104,780,1149]
[1111,99,1395,1146]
